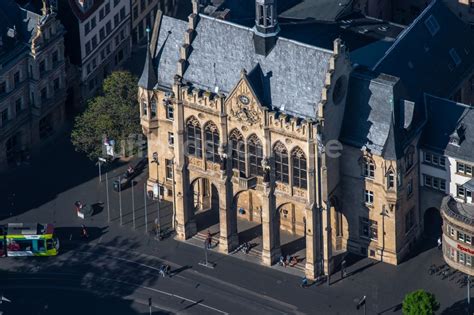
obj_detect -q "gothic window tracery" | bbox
[248,134,263,177]
[204,122,220,163]
[273,141,289,184]
[292,147,307,189]
[186,116,202,158]
[230,129,245,176]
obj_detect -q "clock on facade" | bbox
[238,95,250,105]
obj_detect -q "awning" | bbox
[462,178,474,191]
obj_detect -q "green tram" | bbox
[0,223,59,257]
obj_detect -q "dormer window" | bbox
[141,100,147,117]
[424,15,440,37]
[449,48,461,67]
[387,170,395,190]
[150,99,157,118]
[450,125,465,146]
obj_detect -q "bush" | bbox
[402,289,439,315]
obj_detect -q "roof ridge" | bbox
[425,93,474,109]
[199,13,333,54]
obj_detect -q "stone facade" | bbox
[138,0,474,279]
[0,1,67,172]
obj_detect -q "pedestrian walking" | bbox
[159,265,166,277]
[80,225,89,239]
[206,230,212,249]
[301,276,308,288]
[437,237,442,249]
[279,255,285,266]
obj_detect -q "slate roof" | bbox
[340,68,399,157]
[340,67,424,159]
[153,15,188,89]
[181,15,333,118]
[421,95,474,163]
[279,0,353,22]
[138,46,157,90]
[373,0,474,102]
[0,0,40,62]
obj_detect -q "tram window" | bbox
[7,239,33,251]
[36,239,45,251]
[46,239,54,250]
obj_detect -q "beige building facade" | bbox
[138,0,474,279]
[0,1,67,172]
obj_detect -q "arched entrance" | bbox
[191,178,220,232]
[424,207,442,241]
[277,203,306,265]
[234,190,263,247]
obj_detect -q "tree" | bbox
[402,289,440,315]
[71,71,140,160]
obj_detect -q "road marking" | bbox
[75,248,301,314]
[5,274,228,315]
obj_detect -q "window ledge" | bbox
[422,162,446,170]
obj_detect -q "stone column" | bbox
[261,182,281,265]
[261,122,280,265]
[305,124,322,279]
[173,82,196,240]
[218,177,238,253]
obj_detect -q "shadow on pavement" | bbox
[441,299,473,315]
[238,224,262,244]
[0,133,128,221]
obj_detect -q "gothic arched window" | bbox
[248,134,263,177]
[274,141,289,184]
[292,147,307,189]
[362,157,375,179]
[186,116,202,158]
[230,129,245,176]
[204,122,220,163]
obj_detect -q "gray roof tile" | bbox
[182,15,333,118]
[340,68,398,156]
[422,95,474,163]
[373,0,474,101]
[154,16,188,88]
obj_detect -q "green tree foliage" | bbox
[402,289,440,315]
[71,71,140,160]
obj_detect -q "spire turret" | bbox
[253,0,280,56]
[138,28,157,90]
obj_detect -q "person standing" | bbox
[301,276,308,288]
[206,230,212,249]
[437,237,442,249]
[81,225,89,239]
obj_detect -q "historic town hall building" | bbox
[138,0,474,279]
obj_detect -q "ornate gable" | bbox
[225,69,265,127]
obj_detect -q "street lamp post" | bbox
[118,176,123,226]
[97,157,106,183]
[132,180,136,229]
[380,205,388,262]
[144,183,148,234]
[105,172,110,222]
[151,152,160,239]
[171,156,176,230]
[468,275,471,309]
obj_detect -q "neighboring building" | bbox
[339,69,424,264]
[419,95,474,275]
[0,0,67,172]
[444,0,474,24]
[58,0,131,101]
[373,0,474,105]
[130,0,159,44]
